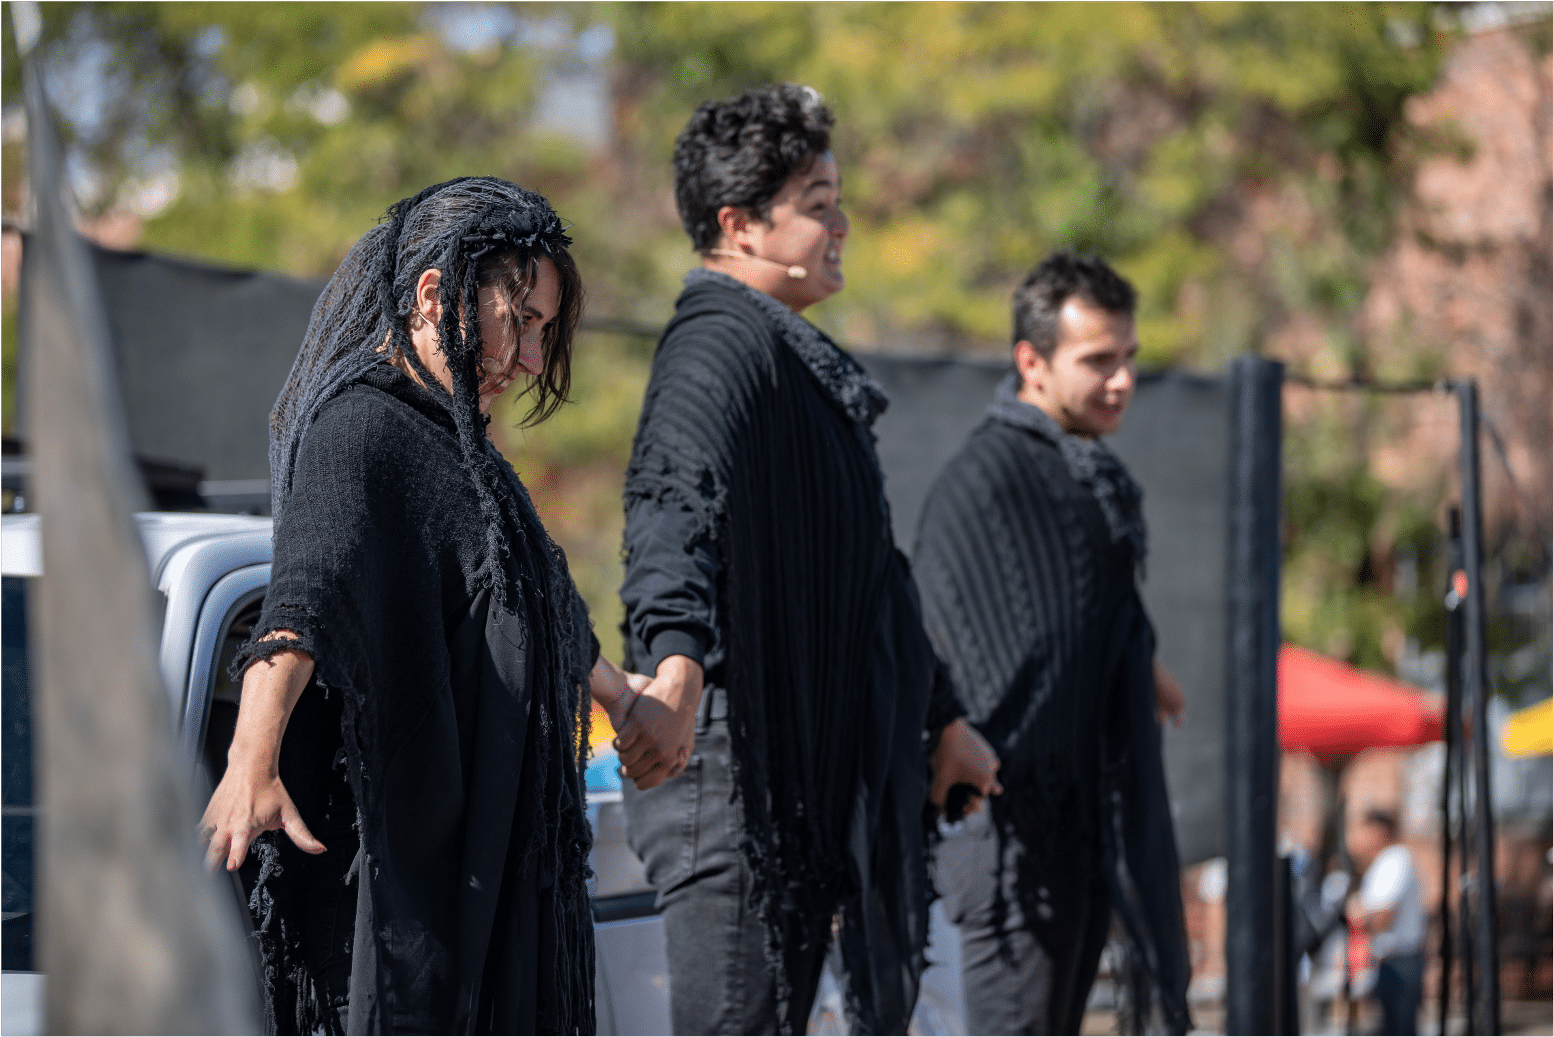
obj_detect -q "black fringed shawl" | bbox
[234,178,595,1035]
[238,366,595,1035]
[912,374,1191,1032]
[622,271,958,1034]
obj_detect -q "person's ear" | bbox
[414,268,444,326]
[715,205,756,250]
[1014,340,1047,396]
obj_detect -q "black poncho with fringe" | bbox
[233,179,596,1035]
[621,270,962,1034]
[912,374,1191,1032]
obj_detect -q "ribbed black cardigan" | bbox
[913,409,1192,1032]
[621,275,960,1034]
[236,365,596,1035]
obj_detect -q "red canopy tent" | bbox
[1277,644,1445,765]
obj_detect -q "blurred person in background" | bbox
[913,252,1192,1034]
[1347,808,1426,1035]
[199,178,642,1034]
[613,82,1001,1034]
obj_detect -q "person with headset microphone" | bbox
[610,82,1002,1035]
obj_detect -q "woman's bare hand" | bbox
[198,634,322,871]
[930,717,1003,816]
[200,761,323,872]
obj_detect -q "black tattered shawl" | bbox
[912,378,1191,1032]
[235,365,595,1034]
[622,272,957,1034]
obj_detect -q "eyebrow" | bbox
[802,175,839,195]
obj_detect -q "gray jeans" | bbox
[622,692,830,1035]
[936,808,1110,1035]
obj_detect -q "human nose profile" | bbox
[833,208,850,241]
[1107,360,1134,394]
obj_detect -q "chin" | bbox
[1088,411,1125,436]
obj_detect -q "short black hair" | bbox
[1011,250,1137,358]
[1362,808,1399,838]
[673,83,834,252]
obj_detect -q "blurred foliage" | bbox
[611,2,1448,364]
[2,1,1541,684]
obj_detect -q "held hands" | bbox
[613,654,703,791]
[589,655,652,730]
[930,717,1003,817]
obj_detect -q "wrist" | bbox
[654,654,704,715]
[225,732,281,777]
[656,654,704,688]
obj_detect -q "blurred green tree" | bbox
[6,2,1540,683]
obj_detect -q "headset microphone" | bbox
[708,249,807,279]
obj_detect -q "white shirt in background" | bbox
[1358,843,1426,960]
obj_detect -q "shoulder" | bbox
[657,281,779,370]
[301,378,455,467]
[929,419,1067,507]
[289,378,463,515]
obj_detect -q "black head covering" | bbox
[270,176,572,602]
[242,179,596,1033]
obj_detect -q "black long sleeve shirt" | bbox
[620,497,722,681]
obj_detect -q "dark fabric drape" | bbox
[621,273,957,1033]
[913,393,1191,1032]
[236,365,596,1034]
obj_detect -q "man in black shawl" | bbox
[199,178,643,1034]
[612,83,1001,1035]
[913,252,1192,1034]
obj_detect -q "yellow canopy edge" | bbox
[1502,697,1554,758]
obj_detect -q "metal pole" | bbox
[1450,513,1479,1029]
[1438,509,1463,1035]
[1272,855,1300,1035]
[1224,356,1285,1034]
[1456,380,1500,1034]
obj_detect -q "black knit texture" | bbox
[622,274,946,1034]
[237,366,596,1034]
[913,398,1192,1031]
[236,174,595,1035]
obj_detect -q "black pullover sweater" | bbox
[912,378,1192,1031]
[235,364,597,1035]
[621,271,962,1034]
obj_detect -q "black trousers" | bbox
[936,808,1111,1036]
[621,691,830,1035]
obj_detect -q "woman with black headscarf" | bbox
[199,177,638,1034]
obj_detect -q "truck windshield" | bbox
[3,576,35,971]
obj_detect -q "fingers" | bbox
[281,800,326,855]
[629,755,682,791]
[623,744,690,791]
[227,828,253,873]
[612,718,643,753]
[929,772,952,809]
[202,827,228,873]
[983,753,1003,796]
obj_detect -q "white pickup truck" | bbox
[0,511,967,1035]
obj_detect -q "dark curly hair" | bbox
[673,82,834,252]
[1012,250,1137,358]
